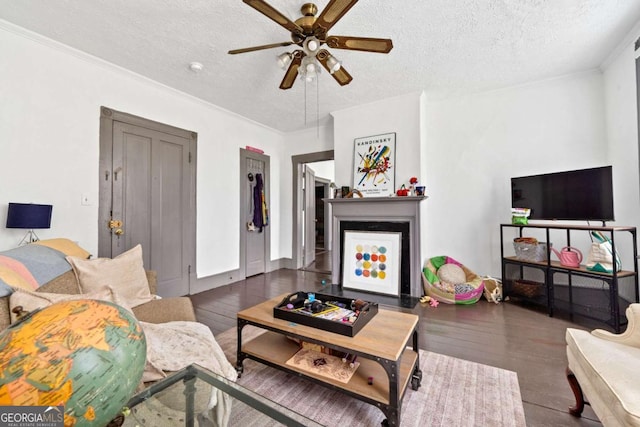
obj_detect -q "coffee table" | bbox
[236,294,422,427]
[121,363,323,426]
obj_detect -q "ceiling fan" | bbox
[229,0,393,90]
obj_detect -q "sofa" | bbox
[566,304,640,426]
[0,268,196,331]
[0,240,237,425]
[0,239,196,330]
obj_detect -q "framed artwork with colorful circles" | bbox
[342,230,401,296]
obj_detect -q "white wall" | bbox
[3,16,640,291]
[0,22,285,280]
[601,21,640,271]
[280,124,334,260]
[425,71,608,276]
[327,24,640,283]
[332,92,425,190]
[306,160,335,181]
[603,28,640,228]
[331,91,431,280]
[330,73,611,278]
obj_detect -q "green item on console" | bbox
[511,208,531,225]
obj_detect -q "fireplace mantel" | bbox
[325,196,427,298]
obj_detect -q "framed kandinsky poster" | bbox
[342,230,401,296]
[352,132,395,197]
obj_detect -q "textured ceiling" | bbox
[1,0,640,132]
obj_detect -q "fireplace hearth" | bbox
[326,196,427,298]
[340,221,410,295]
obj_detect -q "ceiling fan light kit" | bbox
[302,36,321,55]
[276,52,293,69]
[299,56,321,82]
[325,54,341,74]
[229,0,393,90]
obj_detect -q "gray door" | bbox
[106,118,194,297]
[303,165,316,267]
[245,157,266,277]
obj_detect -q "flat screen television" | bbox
[511,166,614,222]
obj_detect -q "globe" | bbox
[0,299,147,426]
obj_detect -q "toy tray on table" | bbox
[273,291,378,337]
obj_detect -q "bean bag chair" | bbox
[422,256,484,304]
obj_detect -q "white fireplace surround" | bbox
[326,196,427,298]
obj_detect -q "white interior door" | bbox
[303,165,316,267]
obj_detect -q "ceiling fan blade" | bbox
[325,35,393,53]
[317,49,353,86]
[313,0,359,36]
[243,0,304,35]
[228,41,295,55]
[328,64,353,86]
[279,51,303,90]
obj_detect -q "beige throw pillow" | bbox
[66,244,153,308]
[9,287,132,323]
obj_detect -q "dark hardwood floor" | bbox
[191,259,604,426]
[298,248,332,274]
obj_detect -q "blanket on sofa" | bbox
[0,245,71,297]
[140,321,238,427]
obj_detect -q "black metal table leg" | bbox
[236,319,248,376]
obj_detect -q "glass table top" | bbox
[121,364,322,427]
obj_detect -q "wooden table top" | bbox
[237,294,419,362]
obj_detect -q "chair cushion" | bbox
[67,245,153,308]
[566,328,640,426]
[437,263,466,285]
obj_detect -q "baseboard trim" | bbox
[268,257,293,272]
[190,258,293,295]
[190,268,241,295]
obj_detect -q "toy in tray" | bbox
[281,292,367,324]
[274,291,379,337]
[281,293,367,322]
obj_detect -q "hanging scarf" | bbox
[253,173,268,232]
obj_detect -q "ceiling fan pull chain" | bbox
[304,78,308,126]
[317,77,320,138]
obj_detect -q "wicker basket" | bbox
[511,279,544,298]
[513,241,549,262]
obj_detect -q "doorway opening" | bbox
[291,151,334,274]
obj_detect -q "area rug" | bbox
[215,327,527,426]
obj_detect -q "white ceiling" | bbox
[1,0,640,132]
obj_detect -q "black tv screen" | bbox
[511,166,614,221]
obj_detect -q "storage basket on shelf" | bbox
[513,237,550,262]
[511,279,544,298]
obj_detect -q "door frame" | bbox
[291,150,334,270]
[314,177,332,251]
[239,148,271,279]
[303,164,316,267]
[98,106,197,286]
